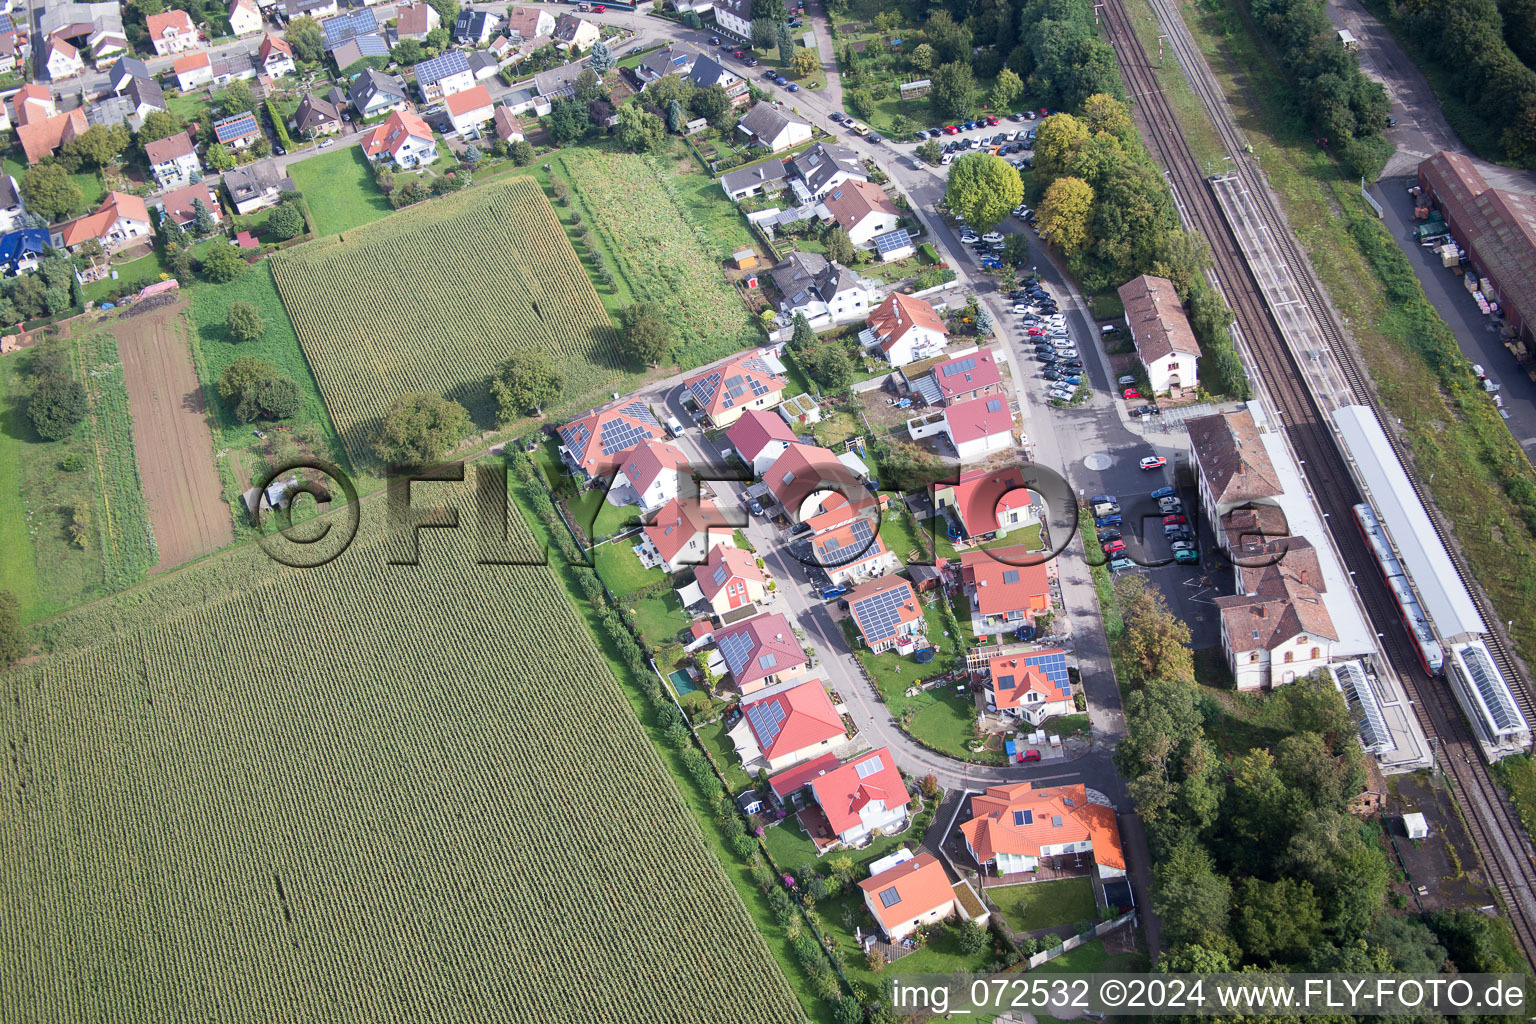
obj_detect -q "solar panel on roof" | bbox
[855,755,883,778]
[875,229,913,254]
[712,565,729,586]
[941,358,976,377]
[214,114,258,142]
[719,629,757,677]
[852,584,914,643]
[878,887,902,908]
[1012,809,1032,825]
[746,697,788,747]
[758,652,777,670]
[1023,650,1068,690]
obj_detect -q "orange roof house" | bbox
[959,782,1125,878]
[361,109,437,167]
[766,442,859,522]
[960,546,1051,634]
[732,680,844,771]
[17,106,86,164]
[808,747,910,844]
[982,649,1072,723]
[859,853,960,940]
[51,191,151,251]
[811,518,896,585]
[864,292,947,367]
[609,435,687,514]
[559,399,664,480]
[683,352,786,427]
[641,495,734,570]
[694,544,766,616]
[931,467,1036,543]
[14,84,56,126]
[846,575,924,653]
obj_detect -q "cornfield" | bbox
[1,480,806,1024]
[270,178,621,466]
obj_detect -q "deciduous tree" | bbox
[791,47,818,77]
[489,350,564,419]
[943,152,1023,232]
[1038,175,1095,257]
[200,243,246,283]
[225,301,265,342]
[615,102,667,152]
[20,164,82,221]
[286,14,324,61]
[28,375,87,439]
[929,61,977,121]
[618,301,672,366]
[374,391,471,464]
[1032,113,1089,178]
[990,68,1023,112]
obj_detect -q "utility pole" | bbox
[1093,2,1105,26]
[1157,33,1166,66]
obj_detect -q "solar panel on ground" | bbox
[746,697,788,747]
[852,584,912,642]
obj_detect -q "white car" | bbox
[1049,387,1075,402]
[1055,349,1079,359]
[982,231,1004,243]
[959,230,978,242]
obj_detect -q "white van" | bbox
[665,415,685,437]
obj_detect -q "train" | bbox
[1353,502,1445,676]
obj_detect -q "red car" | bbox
[1021,749,1042,762]
[1163,514,1187,525]
[592,3,606,9]
[1027,327,1044,336]
[943,124,960,134]
[985,115,1000,125]
[733,49,745,58]
[1122,388,1141,400]
[1102,539,1127,554]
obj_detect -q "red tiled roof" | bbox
[144,131,195,165]
[960,547,1050,618]
[1117,274,1199,363]
[173,51,211,73]
[768,751,841,799]
[445,84,493,117]
[766,442,853,518]
[157,181,221,227]
[867,292,945,352]
[147,9,195,37]
[616,436,686,496]
[931,348,1001,401]
[741,680,842,761]
[1186,408,1283,504]
[57,192,151,247]
[809,747,909,835]
[944,394,1012,445]
[643,496,730,564]
[960,783,1124,870]
[259,32,293,60]
[984,651,1068,710]
[17,108,85,164]
[682,352,785,419]
[14,84,54,127]
[858,853,956,934]
[824,178,898,231]
[558,399,662,477]
[714,611,806,689]
[934,467,1031,538]
[812,520,888,571]
[725,407,796,461]
[694,544,764,603]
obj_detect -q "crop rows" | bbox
[557,150,759,365]
[75,328,155,588]
[1,484,805,1024]
[270,179,621,465]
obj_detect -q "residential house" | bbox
[859,853,959,941]
[712,0,751,38]
[694,544,766,617]
[552,13,597,51]
[87,84,163,131]
[721,158,787,201]
[1186,408,1284,546]
[981,648,1072,724]
[107,56,152,94]
[1215,536,1337,689]
[291,92,342,136]
[229,0,264,35]
[0,37,18,79]
[725,408,796,476]
[414,50,473,102]
[155,181,223,229]
[607,436,687,515]
[870,228,915,262]
[847,575,925,654]
[637,43,697,84]
[321,7,377,50]
[559,400,664,483]
[789,142,866,200]
[729,679,844,772]
[824,179,902,248]
[145,9,197,55]
[348,68,410,118]
[959,783,1126,879]
[492,105,524,143]
[768,250,873,329]
[395,0,441,39]
[942,395,1013,460]
[44,34,84,79]
[640,495,736,572]
[489,35,516,59]
[13,84,55,126]
[960,548,1051,636]
[811,516,898,586]
[713,612,809,694]
[0,176,24,234]
[682,352,786,428]
[224,159,295,214]
[331,34,388,72]
[38,0,127,69]
[444,83,493,134]
[466,50,501,80]
[214,112,262,150]
[505,6,553,40]
[258,32,294,76]
[932,467,1037,544]
[172,51,214,91]
[737,101,813,152]
[765,441,856,522]
[864,292,946,367]
[17,105,86,165]
[790,747,911,849]
[919,349,1003,406]
[145,131,201,188]
[453,8,497,44]
[361,108,437,166]
[1118,274,1200,395]
[278,0,339,19]
[50,192,151,252]
[0,229,51,276]
[208,50,259,86]
[688,54,748,106]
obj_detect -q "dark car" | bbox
[764,70,778,80]
[1042,368,1062,381]
[745,57,759,66]
[1097,529,1121,543]
[1060,360,1083,370]
[1166,528,1194,543]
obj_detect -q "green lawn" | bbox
[810,408,861,449]
[0,357,38,617]
[594,537,665,593]
[287,146,392,237]
[2,157,104,216]
[83,251,166,304]
[667,159,758,256]
[879,510,932,564]
[631,588,691,648]
[567,487,641,540]
[987,876,1098,934]
[696,718,753,793]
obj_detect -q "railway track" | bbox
[1099,0,1536,963]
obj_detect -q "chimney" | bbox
[1299,569,1309,585]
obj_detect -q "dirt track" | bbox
[113,302,233,571]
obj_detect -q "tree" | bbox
[425,0,459,27]
[823,226,855,264]
[392,37,424,63]
[798,341,854,390]
[238,375,302,422]
[990,68,1024,112]
[59,124,129,171]
[778,22,795,64]
[0,590,23,667]
[286,15,324,62]
[548,98,591,144]
[1152,837,1232,948]
[791,47,818,77]
[425,25,450,53]
[930,62,977,120]
[666,98,686,133]
[750,18,776,49]
[1235,876,1323,964]
[204,143,234,172]
[1002,233,1030,267]
[916,139,943,165]
[267,201,306,240]
[645,74,694,109]
[215,82,257,120]
[1081,92,1135,138]
[191,197,218,236]
[910,42,935,72]
[833,997,862,1024]
[1114,575,1195,685]
[218,357,277,404]
[944,152,1023,232]
[374,392,471,465]
[791,312,815,350]
[462,144,482,166]
[28,376,87,439]
[490,350,564,419]
[201,244,246,283]
[509,139,535,166]
[588,38,614,74]
[924,10,972,64]
[690,83,732,122]
[1038,176,1095,257]
[618,302,672,366]
[1033,113,1090,178]
[225,301,266,343]
[20,164,82,220]
[137,110,184,145]
[574,68,604,103]
[975,304,995,335]
[957,919,989,956]
[616,102,667,153]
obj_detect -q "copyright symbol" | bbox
[1101,980,1127,1008]
[252,458,360,569]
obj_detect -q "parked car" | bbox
[749,500,764,516]
[1109,557,1136,571]
[1102,539,1127,554]
[1049,387,1075,401]
[1060,360,1083,371]
[1096,514,1124,527]
[775,75,788,85]
[1166,528,1193,543]
[1150,486,1177,500]
[943,124,960,134]
[745,57,759,66]
[1174,549,1200,565]
[964,120,979,130]
[1163,514,1187,526]
[1097,529,1121,543]
[1122,388,1141,400]
[1021,749,1042,762]
[820,585,848,599]
[787,82,799,91]
[1139,456,1167,470]
[1170,541,1196,553]
[733,49,745,58]
[1158,498,1183,514]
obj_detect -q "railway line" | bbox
[1099,0,1536,963]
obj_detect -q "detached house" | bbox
[44,34,84,80]
[790,142,866,200]
[824,179,902,248]
[214,112,262,150]
[918,349,1003,406]
[414,50,473,103]
[688,54,748,106]
[712,0,751,38]
[682,352,786,428]
[172,51,213,91]
[395,1,441,40]
[17,104,87,165]
[291,92,342,136]
[694,544,767,617]
[713,612,809,695]
[811,516,897,586]
[942,395,1013,460]
[960,783,1126,880]
[444,84,494,135]
[772,747,910,850]
[229,0,264,36]
[145,9,197,55]
[637,43,697,84]
[145,131,201,189]
[155,181,223,229]
[331,34,388,72]
[864,292,946,367]
[729,680,844,772]
[769,250,873,329]
[1118,274,1200,396]
[552,13,597,52]
[51,192,151,252]
[981,648,1072,724]
[859,853,961,941]
[559,400,664,483]
[641,496,736,572]
[1186,408,1283,546]
[737,101,812,152]
[348,68,410,118]
[453,8,497,44]
[258,33,294,77]
[224,159,295,214]
[721,159,788,201]
[847,575,925,654]
[725,408,797,476]
[960,547,1052,637]
[505,6,553,40]
[607,436,687,515]
[932,467,1037,545]
[362,108,437,167]
[765,441,854,522]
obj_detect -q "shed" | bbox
[732,248,758,269]
[1403,812,1428,840]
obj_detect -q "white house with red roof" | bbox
[50,192,150,252]
[258,33,294,77]
[922,348,1003,406]
[608,436,686,514]
[823,178,902,247]
[931,467,1038,545]
[44,34,84,79]
[558,400,663,483]
[362,109,438,168]
[145,131,200,188]
[729,679,845,772]
[960,547,1052,636]
[846,575,925,654]
[172,51,213,90]
[445,84,494,134]
[811,516,898,586]
[154,181,223,229]
[145,9,197,55]
[725,408,797,475]
[859,853,961,940]
[682,352,786,428]
[864,293,947,367]
[766,442,861,523]
[640,496,735,572]
[959,783,1126,879]
[807,747,909,848]
[980,649,1072,724]
[1119,274,1200,396]
[943,394,1013,460]
[229,0,264,36]
[712,611,810,695]
[693,544,766,616]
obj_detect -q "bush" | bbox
[28,376,87,439]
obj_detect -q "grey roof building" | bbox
[348,68,409,113]
[769,250,868,312]
[107,56,150,93]
[721,158,788,200]
[790,142,866,197]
